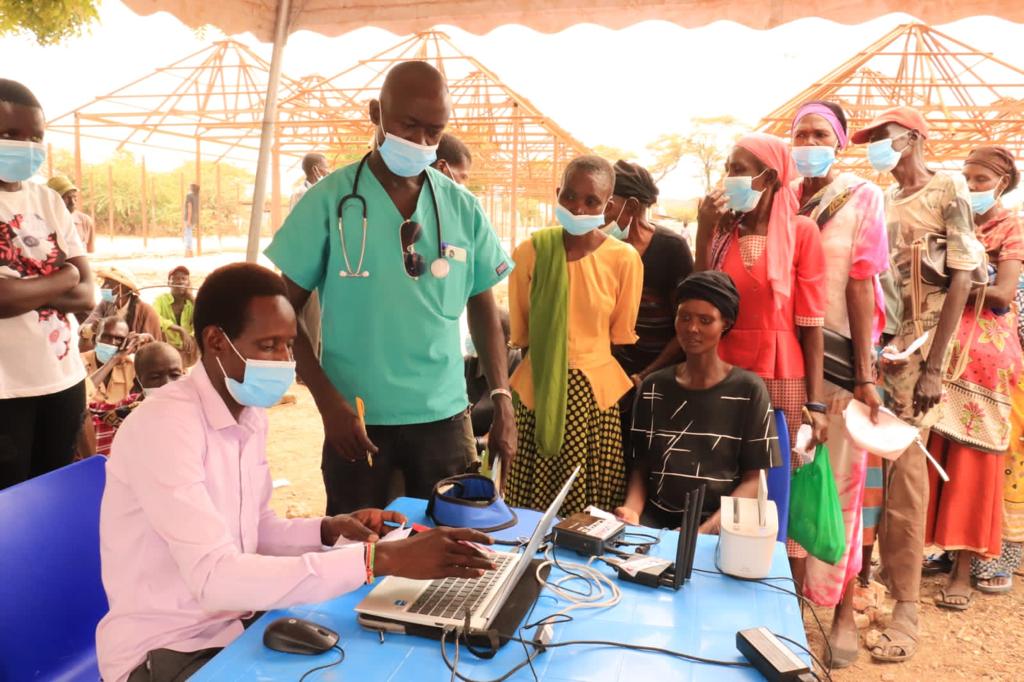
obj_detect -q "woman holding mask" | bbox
[925,146,1024,607]
[506,155,643,514]
[81,266,162,349]
[790,101,889,667]
[696,132,827,583]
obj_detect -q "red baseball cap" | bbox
[850,106,930,145]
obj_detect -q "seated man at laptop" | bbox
[97,263,495,682]
[615,271,781,532]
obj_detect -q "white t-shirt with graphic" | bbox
[0,181,87,398]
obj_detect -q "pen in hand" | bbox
[355,396,373,467]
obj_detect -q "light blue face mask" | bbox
[94,342,119,365]
[217,335,296,408]
[970,189,998,216]
[604,202,631,240]
[0,139,46,182]
[791,146,836,178]
[100,288,116,304]
[867,133,907,173]
[556,204,606,236]
[377,111,438,178]
[723,171,767,213]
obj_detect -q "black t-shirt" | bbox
[629,365,781,528]
[613,226,694,376]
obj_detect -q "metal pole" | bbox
[510,103,520,251]
[271,139,282,232]
[47,143,53,179]
[106,165,114,242]
[141,158,148,248]
[216,163,223,246]
[73,114,82,187]
[195,136,203,256]
[246,0,292,262]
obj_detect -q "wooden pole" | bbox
[106,164,114,242]
[215,163,222,245]
[88,168,96,225]
[271,140,282,233]
[195,137,202,256]
[551,142,560,225]
[141,158,149,248]
[73,113,82,188]
[47,143,53,179]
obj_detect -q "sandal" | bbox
[974,572,1013,594]
[869,623,919,663]
[935,587,974,610]
[922,552,953,576]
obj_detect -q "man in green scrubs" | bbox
[266,61,516,514]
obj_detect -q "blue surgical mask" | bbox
[556,204,606,236]
[605,203,631,240]
[970,189,998,216]
[216,335,295,408]
[377,112,438,178]
[867,134,907,173]
[791,146,836,178]
[95,342,119,365]
[723,171,767,213]
[0,139,46,182]
[100,288,116,304]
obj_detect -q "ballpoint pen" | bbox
[355,396,373,467]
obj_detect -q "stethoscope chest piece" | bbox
[339,269,370,278]
[430,258,450,279]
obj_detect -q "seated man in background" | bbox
[615,271,781,532]
[81,266,162,350]
[154,265,198,366]
[97,262,494,682]
[82,316,138,405]
[79,342,184,457]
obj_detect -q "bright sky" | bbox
[3,1,1023,198]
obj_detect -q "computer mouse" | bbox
[262,617,339,655]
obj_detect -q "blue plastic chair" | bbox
[0,456,109,682]
[766,409,792,543]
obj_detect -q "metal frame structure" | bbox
[759,23,1024,177]
[47,31,589,253]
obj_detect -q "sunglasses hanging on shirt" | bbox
[337,153,449,280]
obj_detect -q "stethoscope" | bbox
[336,153,448,279]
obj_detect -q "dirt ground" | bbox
[103,241,1023,680]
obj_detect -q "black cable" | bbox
[776,635,833,682]
[298,644,345,682]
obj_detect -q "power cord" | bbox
[298,644,345,682]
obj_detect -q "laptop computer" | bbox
[356,466,580,635]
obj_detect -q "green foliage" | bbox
[47,149,255,238]
[647,116,744,193]
[592,145,637,164]
[0,0,100,45]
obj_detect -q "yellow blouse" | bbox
[509,234,643,410]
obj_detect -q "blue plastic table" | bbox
[194,498,809,681]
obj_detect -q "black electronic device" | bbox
[616,485,705,590]
[735,627,815,681]
[553,512,626,556]
[263,617,339,655]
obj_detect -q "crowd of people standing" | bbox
[1,60,1023,680]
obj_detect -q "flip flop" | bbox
[922,552,953,576]
[935,587,974,611]
[974,572,1013,594]
[869,623,919,663]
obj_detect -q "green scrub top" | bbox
[265,160,513,425]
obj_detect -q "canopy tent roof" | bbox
[758,23,1024,175]
[122,0,1024,42]
[46,31,589,247]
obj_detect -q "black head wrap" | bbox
[613,160,659,206]
[675,271,740,326]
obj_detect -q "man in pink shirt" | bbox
[97,263,494,682]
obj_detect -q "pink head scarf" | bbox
[735,132,800,311]
[792,102,849,150]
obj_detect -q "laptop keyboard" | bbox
[408,553,515,620]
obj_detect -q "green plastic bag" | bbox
[787,443,846,565]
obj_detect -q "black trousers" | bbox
[0,380,86,491]
[321,409,477,514]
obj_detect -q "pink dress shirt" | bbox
[96,363,364,682]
